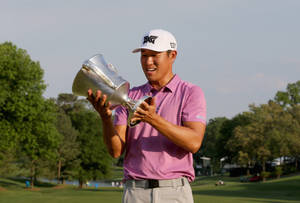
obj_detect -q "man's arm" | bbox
[149,117,205,154]
[87,89,127,158]
[102,118,127,158]
[132,97,206,153]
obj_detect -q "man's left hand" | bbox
[131,97,157,124]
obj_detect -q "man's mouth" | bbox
[146,68,157,72]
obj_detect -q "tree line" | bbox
[1,42,299,187]
[0,42,112,188]
[195,80,300,179]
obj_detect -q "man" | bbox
[87,29,206,203]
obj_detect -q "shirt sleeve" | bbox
[113,105,128,126]
[182,85,206,124]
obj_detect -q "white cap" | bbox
[132,29,177,53]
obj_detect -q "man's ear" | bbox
[169,50,177,62]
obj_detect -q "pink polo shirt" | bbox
[114,75,206,182]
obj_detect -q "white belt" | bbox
[125,177,188,189]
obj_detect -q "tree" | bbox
[274,80,300,171]
[55,102,80,184]
[0,42,24,169]
[224,112,255,176]
[228,101,295,175]
[56,93,113,188]
[195,117,228,173]
[0,42,60,186]
[220,113,251,165]
[274,80,300,108]
[19,99,61,187]
[287,105,300,169]
[57,93,79,113]
[70,107,112,188]
[0,120,17,174]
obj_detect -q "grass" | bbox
[110,166,124,181]
[1,174,300,203]
[192,174,300,202]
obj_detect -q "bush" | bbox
[290,166,297,173]
[275,166,283,178]
[283,164,297,175]
[261,171,271,181]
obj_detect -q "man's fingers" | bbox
[87,89,94,102]
[105,101,112,109]
[87,89,106,110]
[101,94,108,106]
[87,89,92,96]
[139,101,149,110]
[136,107,147,115]
[130,117,142,124]
[140,97,156,109]
[150,97,155,106]
[95,90,102,102]
[86,89,112,118]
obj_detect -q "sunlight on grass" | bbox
[1,174,300,203]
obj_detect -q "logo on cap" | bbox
[143,35,158,44]
[170,42,176,49]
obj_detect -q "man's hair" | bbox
[167,50,173,56]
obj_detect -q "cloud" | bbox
[214,72,288,96]
[279,57,300,68]
[252,73,287,90]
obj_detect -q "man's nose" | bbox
[145,57,154,65]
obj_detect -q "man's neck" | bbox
[150,74,175,91]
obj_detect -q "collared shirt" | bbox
[114,75,206,182]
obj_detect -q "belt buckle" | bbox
[148,179,159,188]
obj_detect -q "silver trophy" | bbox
[72,54,151,127]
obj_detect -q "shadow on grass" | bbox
[7,177,56,188]
[192,176,300,202]
[0,180,20,188]
[81,188,123,193]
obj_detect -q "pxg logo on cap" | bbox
[143,36,158,44]
[132,29,177,53]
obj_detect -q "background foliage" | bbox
[0,42,299,188]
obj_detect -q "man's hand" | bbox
[131,96,206,153]
[87,89,112,120]
[131,97,158,124]
[87,89,127,158]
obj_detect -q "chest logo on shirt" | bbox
[196,115,205,120]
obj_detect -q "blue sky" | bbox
[1,0,299,119]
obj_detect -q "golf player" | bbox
[87,29,206,203]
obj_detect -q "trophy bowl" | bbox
[72,54,151,127]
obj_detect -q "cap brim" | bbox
[132,47,169,53]
[132,48,141,53]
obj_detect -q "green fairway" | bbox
[1,175,300,203]
[192,174,300,203]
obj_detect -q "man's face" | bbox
[140,49,176,85]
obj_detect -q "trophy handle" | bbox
[128,96,152,127]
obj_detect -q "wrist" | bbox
[100,114,112,122]
[148,113,161,126]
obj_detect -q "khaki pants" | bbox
[122,177,194,203]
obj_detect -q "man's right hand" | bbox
[87,89,126,158]
[87,89,112,120]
